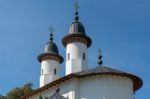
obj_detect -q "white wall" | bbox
[66,42,87,75]
[29,75,134,99]
[30,79,79,99]
[40,60,60,87]
[79,75,134,99]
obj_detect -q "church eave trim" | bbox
[20,71,142,99]
[62,34,92,48]
[38,53,64,63]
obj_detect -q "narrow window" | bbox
[68,53,70,60]
[42,69,43,75]
[54,68,57,75]
[83,53,85,60]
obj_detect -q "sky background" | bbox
[0,0,149,99]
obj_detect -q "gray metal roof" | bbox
[44,41,59,54]
[68,22,86,35]
[20,66,142,99]
[37,41,64,63]
[75,65,125,76]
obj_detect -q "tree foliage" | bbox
[39,95,49,99]
[0,95,5,99]
[0,83,33,99]
[39,95,43,99]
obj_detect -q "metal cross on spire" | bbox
[98,49,103,65]
[74,0,80,21]
[48,25,55,42]
[98,49,102,54]
[74,0,79,12]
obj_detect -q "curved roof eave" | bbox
[20,66,143,99]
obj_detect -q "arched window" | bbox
[54,68,57,75]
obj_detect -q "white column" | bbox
[40,60,60,87]
[66,42,87,75]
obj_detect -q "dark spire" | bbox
[56,88,60,93]
[48,26,55,42]
[74,0,79,22]
[49,88,67,99]
[38,26,64,63]
[62,0,92,48]
[98,49,103,65]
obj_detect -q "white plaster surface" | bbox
[66,42,87,75]
[30,75,134,99]
[40,60,60,87]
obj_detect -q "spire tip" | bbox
[48,26,55,42]
[74,0,79,22]
[98,49,103,65]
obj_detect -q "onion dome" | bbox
[38,26,64,63]
[44,42,59,54]
[68,21,86,35]
[62,1,92,48]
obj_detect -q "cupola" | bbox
[38,26,64,87]
[62,1,92,48]
[38,27,63,64]
[62,1,92,75]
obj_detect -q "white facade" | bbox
[79,76,134,99]
[30,75,134,99]
[66,42,87,75]
[30,4,141,99]
[40,60,60,87]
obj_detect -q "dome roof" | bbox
[62,5,92,47]
[62,18,92,48]
[38,26,64,63]
[38,40,63,63]
[62,21,92,47]
[38,41,64,63]
[44,41,59,54]
[69,22,86,35]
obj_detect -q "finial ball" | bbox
[98,48,103,65]
[48,26,55,42]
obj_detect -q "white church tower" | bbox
[20,2,143,99]
[62,2,92,75]
[38,26,64,87]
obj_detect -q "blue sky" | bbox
[0,0,149,98]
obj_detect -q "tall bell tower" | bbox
[38,26,63,87]
[62,2,92,75]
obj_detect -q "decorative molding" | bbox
[38,53,64,64]
[62,34,92,48]
[20,72,142,99]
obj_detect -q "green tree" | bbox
[45,97,49,99]
[39,95,43,99]
[39,95,49,99]
[0,95,6,99]
[5,83,33,99]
